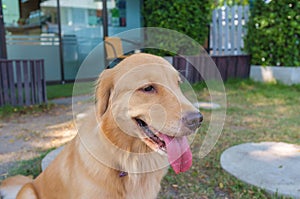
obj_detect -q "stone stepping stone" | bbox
[221,142,300,198]
[193,102,221,110]
[41,147,64,171]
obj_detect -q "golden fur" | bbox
[0,53,200,199]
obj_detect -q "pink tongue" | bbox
[160,135,192,174]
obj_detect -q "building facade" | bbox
[2,0,142,82]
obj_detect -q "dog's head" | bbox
[95,53,202,173]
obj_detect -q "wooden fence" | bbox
[0,59,47,107]
[210,5,249,55]
[173,55,251,83]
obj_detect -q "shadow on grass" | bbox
[4,148,55,180]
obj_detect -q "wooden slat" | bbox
[183,58,189,82]
[173,56,187,77]
[191,57,199,83]
[212,9,218,55]
[236,6,243,55]
[213,56,220,80]
[186,61,193,82]
[236,55,243,77]
[218,8,223,55]
[221,57,229,81]
[7,61,17,106]
[16,60,23,106]
[237,55,251,78]
[36,60,42,104]
[244,6,249,25]
[198,56,205,82]
[226,56,237,79]
[0,59,47,107]
[224,6,229,55]
[0,62,4,106]
[204,56,211,81]
[211,56,218,80]
[210,5,249,56]
[185,59,190,81]
[30,60,36,104]
[192,56,202,82]
[187,62,193,83]
[233,56,239,78]
[41,60,47,103]
[23,61,31,106]
[241,6,249,52]
[1,61,10,105]
[230,6,236,55]
[245,55,251,77]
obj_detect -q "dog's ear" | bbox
[95,70,113,117]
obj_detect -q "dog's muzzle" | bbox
[182,112,203,132]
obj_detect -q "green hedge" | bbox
[244,0,300,66]
[143,0,212,55]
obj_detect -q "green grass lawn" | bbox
[2,79,300,198]
[159,79,300,199]
[47,81,94,100]
[0,82,94,117]
[46,83,75,100]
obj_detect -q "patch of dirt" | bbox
[0,96,92,180]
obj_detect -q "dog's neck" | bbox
[78,111,168,175]
[76,113,168,198]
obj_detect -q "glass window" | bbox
[72,8,86,25]
[2,0,142,82]
[109,0,126,27]
[2,0,19,26]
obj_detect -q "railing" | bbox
[210,5,250,55]
[6,34,60,46]
[0,59,47,107]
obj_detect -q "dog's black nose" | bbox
[182,112,203,131]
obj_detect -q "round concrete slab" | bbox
[221,142,300,198]
[41,147,64,171]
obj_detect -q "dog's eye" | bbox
[143,85,155,92]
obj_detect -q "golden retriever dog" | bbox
[0,53,203,199]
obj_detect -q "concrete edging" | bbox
[250,65,300,85]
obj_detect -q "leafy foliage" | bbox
[212,0,249,8]
[244,0,300,66]
[142,0,212,55]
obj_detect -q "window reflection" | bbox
[2,0,140,82]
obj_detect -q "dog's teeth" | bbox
[157,147,167,155]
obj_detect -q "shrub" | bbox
[213,0,249,8]
[142,0,212,55]
[244,0,300,66]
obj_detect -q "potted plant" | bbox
[110,8,119,27]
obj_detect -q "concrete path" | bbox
[221,142,300,198]
[51,95,93,105]
[40,95,93,171]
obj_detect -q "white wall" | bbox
[2,0,19,25]
[7,45,61,82]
